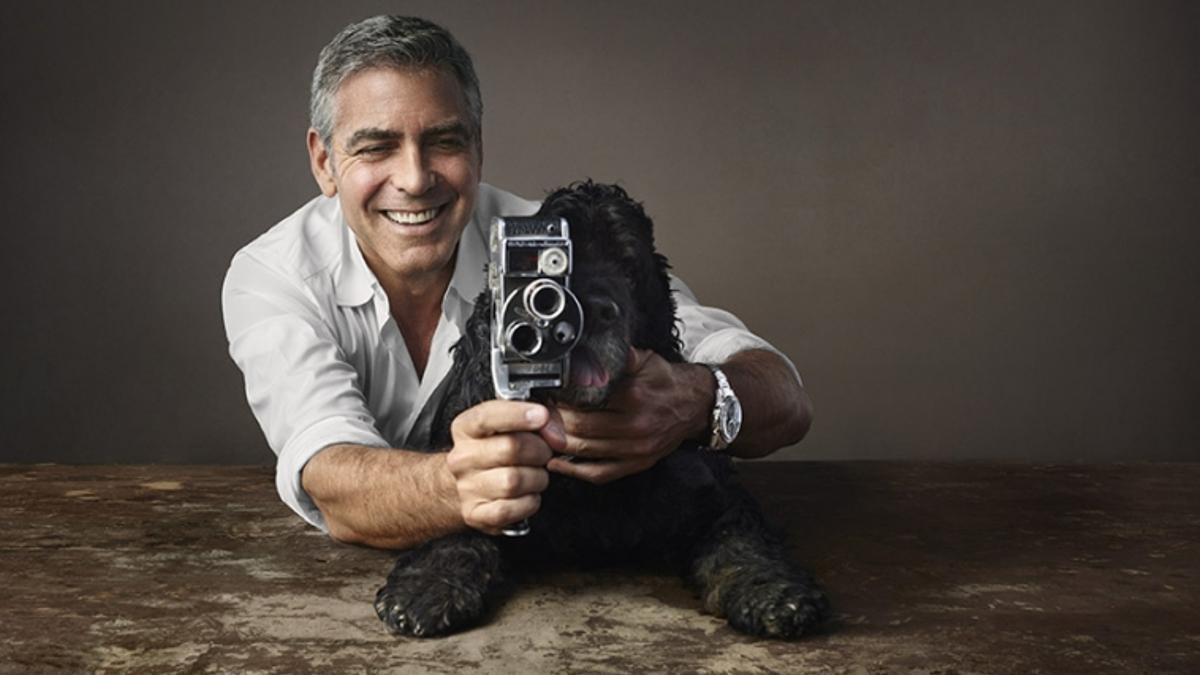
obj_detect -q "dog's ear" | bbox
[456,289,496,404]
[432,286,496,441]
[630,240,684,362]
[540,180,685,361]
[587,184,683,362]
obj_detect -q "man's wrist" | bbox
[435,453,467,529]
[682,362,718,444]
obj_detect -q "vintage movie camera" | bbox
[489,215,584,401]
[488,216,583,537]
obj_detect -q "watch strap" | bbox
[706,364,734,451]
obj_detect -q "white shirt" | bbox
[222,184,800,530]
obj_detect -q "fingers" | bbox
[626,346,653,373]
[446,431,554,474]
[554,349,667,440]
[455,463,550,532]
[463,494,542,534]
[558,434,646,460]
[451,400,552,440]
[452,400,566,450]
[449,400,562,534]
[459,465,550,501]
[541,405,568,452]
[557,405,661,454]
[557,407,625,440]
[546,455,653,485]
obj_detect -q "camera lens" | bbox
[531,286,562,316]
[506,322,542,357]
[524,279,566,320]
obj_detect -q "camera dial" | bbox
[552,321,576,344]
[538,247,569,276]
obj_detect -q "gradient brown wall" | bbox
[2,1,1197,463]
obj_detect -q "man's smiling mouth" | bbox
[383,206,443,226]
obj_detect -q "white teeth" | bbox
[384,207,440,225]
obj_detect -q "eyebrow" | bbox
[345,127,400,150]
[423,120,471,140]
[344,121,471,150]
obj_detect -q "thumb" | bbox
[541,405,568,453]
[626,347,653,374]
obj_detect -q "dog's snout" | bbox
[588,298,622,326]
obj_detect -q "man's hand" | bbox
[446,401,566,535]
[547,348,814,484]
[547,349,712,484]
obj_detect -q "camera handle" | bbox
[501,519,532,537]
[499,387,533,538]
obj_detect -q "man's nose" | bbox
[389,145,434,196]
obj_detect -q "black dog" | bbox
[374,181,829,638]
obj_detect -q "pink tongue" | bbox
[572,355,610,388]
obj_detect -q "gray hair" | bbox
[310,15,483,149]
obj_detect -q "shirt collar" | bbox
[334,213,376,307]
[447,214,488,307]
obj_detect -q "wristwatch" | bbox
[705,365,743,451]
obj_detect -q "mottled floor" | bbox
[1,462,1196,674]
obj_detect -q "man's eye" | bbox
[433,137,467,151]
[355,145,390,156]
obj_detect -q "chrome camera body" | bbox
[489,216,584,401]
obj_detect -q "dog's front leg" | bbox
[375,531,503,637]
[687,498,831,639]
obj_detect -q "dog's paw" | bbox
[723,579,831,639]
[374,576,486,638]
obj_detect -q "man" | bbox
[222,16,812,550]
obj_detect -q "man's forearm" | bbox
[301,444,466,549]
[710,348,813,458]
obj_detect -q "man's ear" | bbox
[307,128,338,197]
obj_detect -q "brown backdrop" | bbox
[2,0,1197,463]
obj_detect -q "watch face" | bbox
[720,398,743,442]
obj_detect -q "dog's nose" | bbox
[588,298,622,326]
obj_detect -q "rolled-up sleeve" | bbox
[671,275,803,387]
[221,252,387,530]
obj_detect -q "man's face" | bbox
[308,66,482,289]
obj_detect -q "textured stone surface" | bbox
[1,462,1197,674]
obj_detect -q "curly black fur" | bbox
[375,181,830,639]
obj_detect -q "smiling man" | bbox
[222,15,812,550]
[307,65,481,379]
